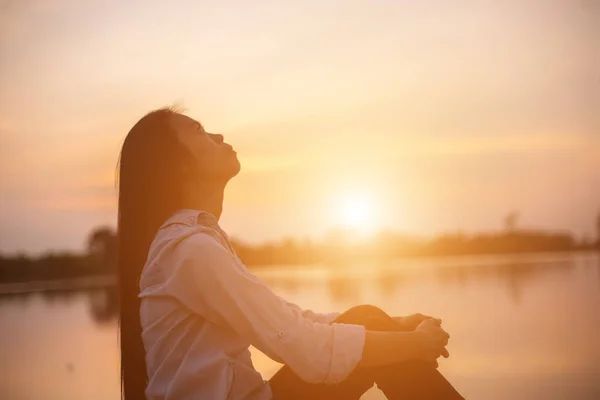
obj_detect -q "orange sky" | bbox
[0,0,598,253]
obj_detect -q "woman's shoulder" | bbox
[174,227,232,259]
[140,225,227,287]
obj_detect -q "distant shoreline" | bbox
[2,250,597,295]
[0,275,115,295]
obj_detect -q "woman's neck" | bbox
[185,182,225,221]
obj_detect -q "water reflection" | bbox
[0,253,599,400]
[88,287,118,324]
[314,255,583,307]
[0,254,594,326]
[368,258,418,301]
[376,264,411,300]
[328,273,362,303]
[434,258,577,305]
[261,274,315,295]
[0,286,119,324]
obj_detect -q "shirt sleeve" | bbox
[282,299,341,325]
[255,299,340,364]
[159,233,365,384]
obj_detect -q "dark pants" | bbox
[269,305,464,399]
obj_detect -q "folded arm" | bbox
[162,233,365,384]
[282,299,340,325]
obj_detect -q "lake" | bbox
[1,252,599,399]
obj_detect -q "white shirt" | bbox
[138,209,366,400]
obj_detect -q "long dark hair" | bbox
[116,108,195,399]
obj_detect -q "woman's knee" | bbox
[334,304,397,330]
[344,304,388,318]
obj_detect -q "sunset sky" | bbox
[1,0,598,254]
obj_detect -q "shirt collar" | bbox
[160,209,220,230]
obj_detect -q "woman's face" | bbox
[172,113,240,182]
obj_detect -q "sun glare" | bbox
[335,193,379,235]
[343,198,371,227]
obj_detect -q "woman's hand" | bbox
[413,318,450,362]
[360,318,450,369]
[394,313,441,331]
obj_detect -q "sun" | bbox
[335,193,378,234]
[342,197,371,227]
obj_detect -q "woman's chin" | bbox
[229,158,241,178]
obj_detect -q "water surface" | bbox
[1,252,599,399]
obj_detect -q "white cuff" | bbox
[325,323,366,385]
[324,312,341,324]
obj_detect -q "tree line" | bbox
[1,213,599,284]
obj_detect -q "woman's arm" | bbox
[282,299,340,324]
[273,304,445,369]
[154,233,365,384]
[393,313,442,331]
[360,320,450,368]
[360,331,422,368]
[151,232,449,381]
[361,331,417,368]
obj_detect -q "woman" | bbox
[117,108,464,399]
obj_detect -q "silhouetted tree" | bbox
[86,226,117,273]
[0,216,590,283]
[504,211,520,233]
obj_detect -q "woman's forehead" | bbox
[171,113,203,131]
